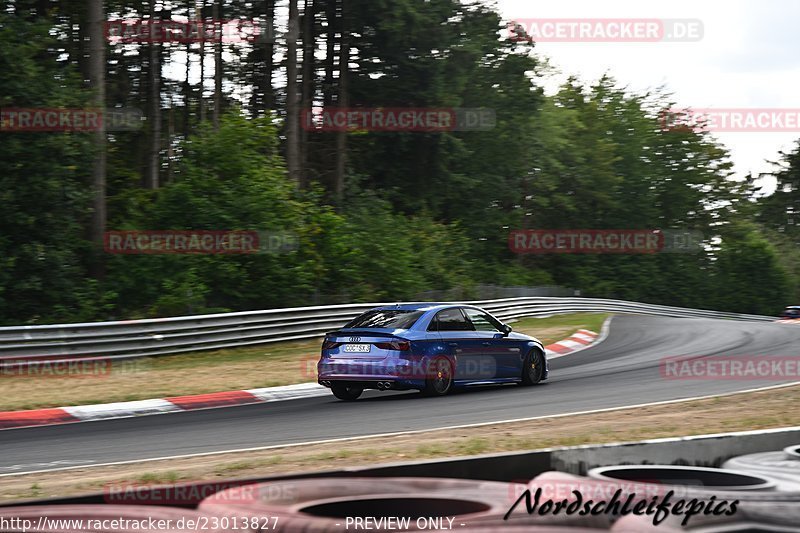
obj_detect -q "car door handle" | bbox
[481,342,491,346]
[448,342,458,347]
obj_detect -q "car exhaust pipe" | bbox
[376,382,386,390]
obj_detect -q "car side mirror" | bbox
[500,324,512,336]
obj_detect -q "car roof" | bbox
[786,306,800,309]
[370,303,467,313]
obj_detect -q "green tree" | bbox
[712,222,793,314]
[0,12,100,324]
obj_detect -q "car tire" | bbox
[423,357,454,396]
[331,384,363,401]
[521,348,545,385]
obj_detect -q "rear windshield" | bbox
[345,310,424,330]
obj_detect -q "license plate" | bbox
[343,343,371,353]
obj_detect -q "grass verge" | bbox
[0,313,608,411]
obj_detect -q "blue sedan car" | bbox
[317,304,548,400]
[781,306,800,319]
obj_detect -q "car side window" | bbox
[433,308,473,332]
[463,308,501,332]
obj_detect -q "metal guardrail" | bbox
[0,297,776,366]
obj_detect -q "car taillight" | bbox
[322,339,341,350]
[375,340,410,351]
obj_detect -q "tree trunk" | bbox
[322,0,336,108]
[320,0,338,195]
[183,0,192,138]
[334,0,349,202]
[70,4,86,77]
[264,0,275,113]
[146,0,162,190]
[248,0,275,118]
[198,1,206,123]
[167,106,175,184]
[87,0,106,277]
[300,0,315,188]
[285,0,301,185]
[212,0,222,129]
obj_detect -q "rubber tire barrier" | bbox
[200,477,513,531]
[588,465,800,507]
[458,525,608,533]
[508,470,800,530]
[611,500,800,532]
[506,471,619,529]
[200,476,613,531]
[786,444,800,460]
[588,465,776,491]
[722,451,800,490]
[0,505,252,533]
[611,514,682,532]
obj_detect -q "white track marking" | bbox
[62,399,181,421]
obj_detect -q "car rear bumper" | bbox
[318,358,428,389]
[318,376,423,391]
[318,357,430,380]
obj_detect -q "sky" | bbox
[495,0,800,192]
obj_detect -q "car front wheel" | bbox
[521,348,545,385]
[331,384,363,401]
[423,357,453,396]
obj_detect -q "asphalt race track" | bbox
[2,314,800,475]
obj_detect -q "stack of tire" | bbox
[591,457,800,531]
[722,444,800,490]
[199,476,611,531]
[504,466,800,532]
[196,462,800,531]
[4,447,799,532]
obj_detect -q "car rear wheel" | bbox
[521,348,545,385]
[331,384,363,401]
[423,357,453,396]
